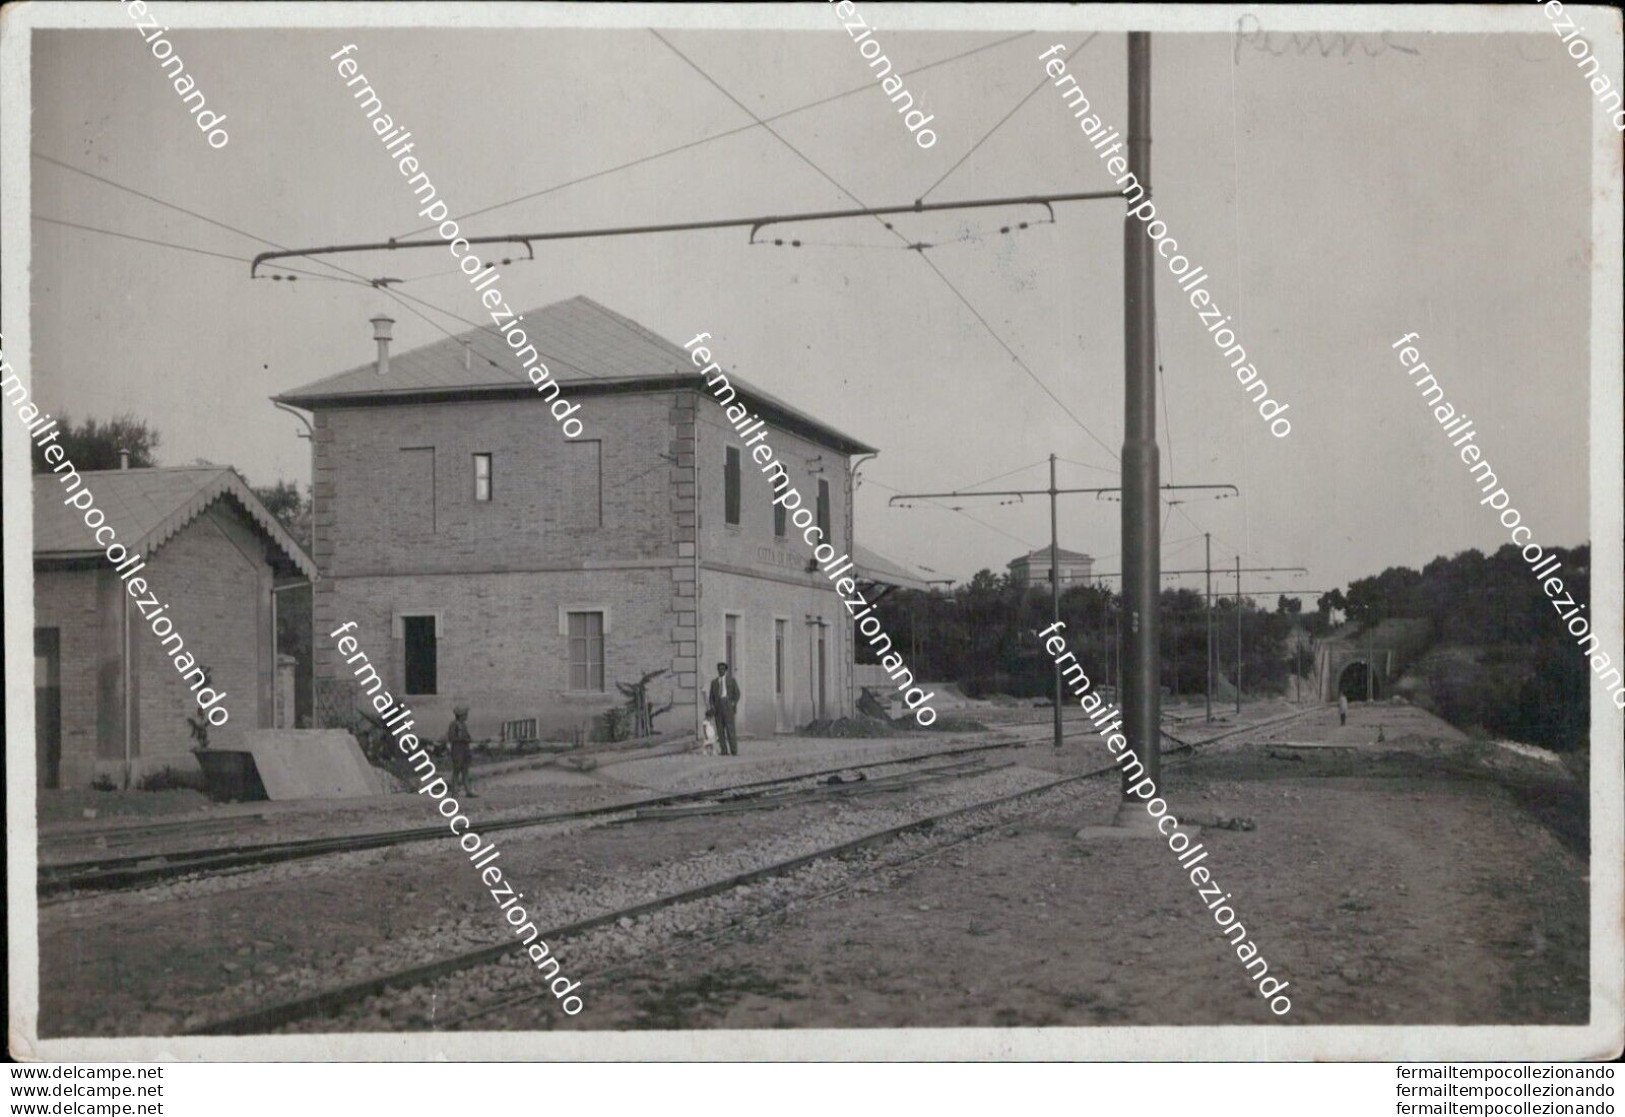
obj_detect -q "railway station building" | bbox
[279,296,909,744]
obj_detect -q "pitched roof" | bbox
[1009,547,1095,567]
[275,295,876,455]
[853,543,932,593]
[34,466,316,579]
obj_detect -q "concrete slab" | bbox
[241,730,394,800]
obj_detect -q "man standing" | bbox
[447,703,476,796]
[1338,693,1349,727]
[708,661,741,757]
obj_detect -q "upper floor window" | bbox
[400,447,436,534]
[774,499,786,538]
[473,453,492,502]
[566,440,603,528]
[817,479,832,545]
[725,446,742,526]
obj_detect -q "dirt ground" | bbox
[31,700,1591,1036]
[577,704,1590,1029]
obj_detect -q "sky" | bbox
[23,8,1613,599]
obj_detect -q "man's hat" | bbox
[453,703,470,715]
[716,662,729,671]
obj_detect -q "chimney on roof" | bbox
[462,340,472,370]
[118,447,130,470]
[370,315,395,377]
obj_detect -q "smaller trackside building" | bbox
[33,467,315,788]
[277,296,882,743]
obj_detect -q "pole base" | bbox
[1073,802,1166,841]
[1111,799,1164,835]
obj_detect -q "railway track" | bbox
[41,707,1313,898]
[38,736,1038,897]
[185,703,1318,1035]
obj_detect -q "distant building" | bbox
[33,467,315,788]
[277,296,919,743]
[1007,546,1094,588]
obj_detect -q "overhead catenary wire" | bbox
[914,253,1121,464]
[639,34,1121,466]
[392,30,1034,240]
[955,458,1054,492]
[32,216,356,283]
[747,213,1056,254]
[864,477,1039,549]
[1057,456,1121,477]
[44,159,1222,569]
[919,34,1100,203]
[34,150,593,378]
[650,30,877,223]
[260,41,1127,462]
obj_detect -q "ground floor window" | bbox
[402,615,438,695]
[568,610,605,691]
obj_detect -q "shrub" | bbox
[136,766,207,793]
[599,706,631,743]
[90,773,118,792]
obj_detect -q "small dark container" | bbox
[191,749,269,802]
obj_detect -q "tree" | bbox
[252,479,312,550]
[1317,589,1346,619]
[31,413,161,472]
[252,478,314,726]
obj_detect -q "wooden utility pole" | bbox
[1235,554,1243,716]
[1091,558,1300,723]
[1205,533,1213,723]
[890,475,1235,751]
[1049,454,1063,748]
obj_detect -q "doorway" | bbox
[774,618,791,732]
[816,623,828,722]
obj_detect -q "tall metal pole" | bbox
[1119,31,1160,816]
[1050,454,1063,749]
[1235,554,1243,716]
[1204,533,1214,723]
